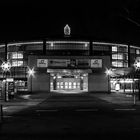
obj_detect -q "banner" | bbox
[48,59,70,67]
[91,59,102,68]
[37,59,48,67]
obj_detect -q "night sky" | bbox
[0,0,140,45]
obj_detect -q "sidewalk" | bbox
[0,92,50,115]
[90,92,140,107]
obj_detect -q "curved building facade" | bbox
[0,28,140,100]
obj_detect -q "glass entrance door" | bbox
[56,81,80,90]
[50,73,88,93]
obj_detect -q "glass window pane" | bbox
[112,61,124,67]
[112,46,117,52]
[12,52,23,59]
[12,60,23,67]
[136,49,140,55]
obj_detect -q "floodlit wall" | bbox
[88,56,110,92]
[88,73,108,92]
[28,55,50,92]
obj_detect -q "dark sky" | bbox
[0,0,140,45]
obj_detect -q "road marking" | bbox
[114,108,136,111]
[3,115,13,118]
[76,109,98,112]
[36,109,58,112]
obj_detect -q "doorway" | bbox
[50,73,88,93]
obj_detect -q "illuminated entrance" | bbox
[48,69,88,93]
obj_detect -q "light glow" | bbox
[85,43,88,47]
[134,59,140,70]
[51,42,53,47]
[27,68,35,77]
[1,62,11,71]
[105,68,113,76]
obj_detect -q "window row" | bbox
[112,53,128,60]
[112,61,128,68]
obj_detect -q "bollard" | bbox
[0,104,3,123]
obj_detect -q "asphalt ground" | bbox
[0,92,140,139]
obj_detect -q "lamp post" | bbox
[27,68,35,93]
[1,61,11,101]
[105,68,112,94]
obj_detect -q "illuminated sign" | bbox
[91,59,102,68]
[37,59,48,67]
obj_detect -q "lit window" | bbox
[112,54,117,59]
[112,46,117,52]
[136,49,140,55]
[112,61,123,67]
[12,60,23,67]
[112,54,123,60]
[69,82,72,85]
[117,54,123,59]
[73,85,76,89]
[12,52,23,59]
[73,82,76,86]
[117,62,123,67]
[65,82,68,85]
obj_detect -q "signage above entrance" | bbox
[48,59,69,67]
[48,59,90,68]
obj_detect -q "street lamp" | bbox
[105,68,113,94]
[1,61,11,101]
[27,67,35,93]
